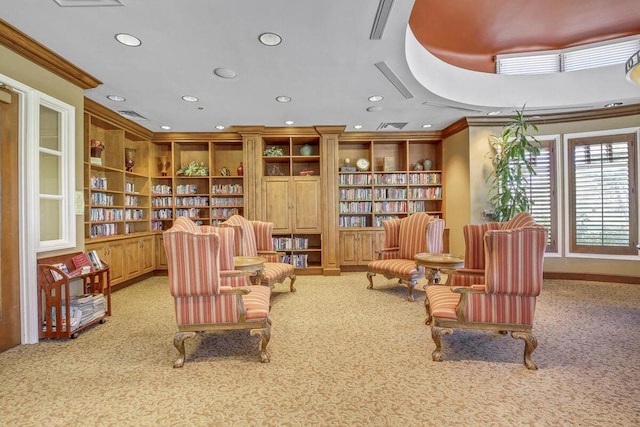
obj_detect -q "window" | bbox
[567,131,638,256]
[524,138,559,253]
[36,95,76,251]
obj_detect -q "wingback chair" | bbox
[425,212,547,369]
[163,217,272,367]
[222,214,297,292]
[367,212,445,301]
[449,211,542,287]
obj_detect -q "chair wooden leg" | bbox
[366,271,376,289]
[405,279,416,302]
[250,319,272,363]
[430,326,453,362]
[289,273,297,293]
[424,298,432,325]
[511,331,538,370]
[173,331,196,368]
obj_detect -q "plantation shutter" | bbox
[569,133,637,255]
[525,140,556,252]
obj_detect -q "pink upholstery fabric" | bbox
[398,212,432,259]
[163,218,270,326]
[383,218,402,250]
[368,259,419,278]
[222,214,295,288]
[223,215,258,257]
[429,214,547,326]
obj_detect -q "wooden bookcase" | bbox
[261,134,323,273]
[337,136,444,268]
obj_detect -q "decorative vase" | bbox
[237,162,244,176]
[413,162,424,171]
[220,167,230,176]
[90,147,102,158]
[422,158,433,171]
[299,144,313,156]
[158,156,170,176]
[125,148,136,172]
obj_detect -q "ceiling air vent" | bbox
[370,0,394,40]
[53,0,125,6]
[118,110,148,120]
[377,122,407,130]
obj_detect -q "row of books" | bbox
[175,184,198,195]
[281,254,309,268]
[152,209,173,219]
[211,197,244,206]
[124,195,140,207]
[151,184,172,195]
[211,208,241,218]
[273,237,309,250]
[211,184,243,194]
[339,201,372,214]
[90,223,118,237]
[152,197,172,207]
[90,176,108,190]
[174,196,209,207]
[124,209,144,220]
[89,208,123,222]
[49,250,105,281]
[90,192,115,206]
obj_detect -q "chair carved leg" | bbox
[250,320,271,363]
[173,331,196,368]
[430,326,453,362]
[511,331,538,370]
[366,271,376,289]
[424,298,432,325]
[289,273,297,293]
[406,279,416,302]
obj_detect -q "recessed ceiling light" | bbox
[487,110,502,116]
[259,32,282,46]
[215,125,225,130]
[367,106,383,112]
[213,68,238,79]
[182,95,199,102]
[115,33,141,47]
[160,125,171,130]
[284,120,294,125]
[368,95,384,102]
[354,125,363,129]
[276,96,292,103]
[107,95,125,102]
[422,124,432,128]
[605,102,623,107]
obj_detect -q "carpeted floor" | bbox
[0,273,639,426]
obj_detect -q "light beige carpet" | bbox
[0,273,639,426]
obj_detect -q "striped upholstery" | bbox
[163,218,271,326]
[368,213,445,300]
[428,214,547,326]
[222,214,296,290]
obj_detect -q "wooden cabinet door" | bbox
[339,231,359,265]
[125,239,142,278]
[262,177,292,233]
[139,235,155,273]
[358,231,378,264]
[293,177,321,233]
[155,234,167,270]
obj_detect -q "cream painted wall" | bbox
[457,114,640,279]
[442,128,470,256]
[0,44,85,256]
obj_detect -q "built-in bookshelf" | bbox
[337,138,443,229]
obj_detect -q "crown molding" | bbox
[0,19,101,90]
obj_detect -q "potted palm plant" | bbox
[487,108,541,222]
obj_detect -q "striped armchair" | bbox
[163,217,272,367]
[425,212,547,369]
[367,212,445,301]
[222,215,297,292]
[449,211,541,287]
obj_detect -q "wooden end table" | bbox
[415,253,464,324]
[233,256,266,285]
[415,253,464,287]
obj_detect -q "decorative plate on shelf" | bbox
[356,158,370,172]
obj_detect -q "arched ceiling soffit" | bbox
[409,0,640,73]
